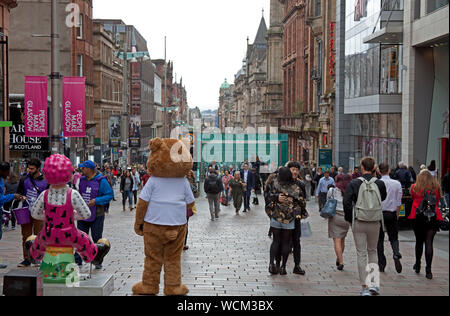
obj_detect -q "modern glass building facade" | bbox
[344,0,403,167]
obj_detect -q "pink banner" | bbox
[24,76,48,137]
[63,77,86,138]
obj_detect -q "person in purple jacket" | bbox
[16,158,49,267]
[75,160,113,269]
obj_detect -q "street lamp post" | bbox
[50,0,62,155]
[121,27,129,167]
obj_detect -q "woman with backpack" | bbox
[327,174,351,271]
[409,169,444,280]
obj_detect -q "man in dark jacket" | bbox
[204,168,223,221]
[240,163,255,212]
[393,162,412,192]
[288,161,307,275]
[343,157,387,296]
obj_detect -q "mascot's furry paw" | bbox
[164,284,189,296]
[132,282,159,296]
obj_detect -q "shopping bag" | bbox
[12,201,31,226]
[300,221,312,238]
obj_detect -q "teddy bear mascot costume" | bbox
[25,154,110,272]
[132,138,195,296]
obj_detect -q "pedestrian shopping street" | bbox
[1,186,448,296]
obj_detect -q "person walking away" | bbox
[377,163,403,274]
[75,160,114,269]
[427,160,438,179]
[300,162,313,201]
[240,163,255,212]
[229,172,245,215]
[343,157,387,296]
[394,162,412,193]
[409,166,417,183]
[222,170,233,206]
[131,168,141,209]
[287,162,307,275]
[328,174,351,271]
[207,161,219,177]
[409,170,444,280]
[252,168,262,205]
[316,171,335,213]
[121,171,134,212]
[265,167,304,275]
[0,162,24,269]
[204,168,223,221]
[16,159,49,267]
[3,173,19,229]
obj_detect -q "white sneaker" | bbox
[360,288,372,296]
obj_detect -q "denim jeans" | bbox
[74,215,105,264]
[122,190,133,207]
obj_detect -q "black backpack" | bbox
[417,191,437,222]
[206,177,221,194]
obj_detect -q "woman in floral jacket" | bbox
[264,167,304,275]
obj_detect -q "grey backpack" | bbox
[353,177,383,223]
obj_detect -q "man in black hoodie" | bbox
[343,157,387,296]
[204,168,223,221]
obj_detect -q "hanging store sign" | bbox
[10,105,50,152]
[109,115,121,147]
[329,22,336,77]
[24,76,48,137]
[62,77,86,138]
[129,115,141,148]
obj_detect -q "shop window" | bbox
[77,54,83,77]
[380,45,402,95]
[427,0,449,14]
[384,0,404,10]
[415,0,422,19]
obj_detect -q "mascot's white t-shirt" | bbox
[139,176,195,226]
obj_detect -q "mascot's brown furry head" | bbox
[147,138,193,178]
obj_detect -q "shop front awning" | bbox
[363,25,403,44]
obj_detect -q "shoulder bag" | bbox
[320,188,337,219]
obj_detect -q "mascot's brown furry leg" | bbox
[161,224,188,296]
[132,198,190,296]
[132,198,161,295]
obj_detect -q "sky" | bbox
[94,0,271,112]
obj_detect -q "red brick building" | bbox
[279,0,313,162]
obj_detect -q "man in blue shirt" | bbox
[75,160,114,269]
[316,170,335,213]
[0,162,23,269]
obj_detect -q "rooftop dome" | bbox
[220,78,230,90]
